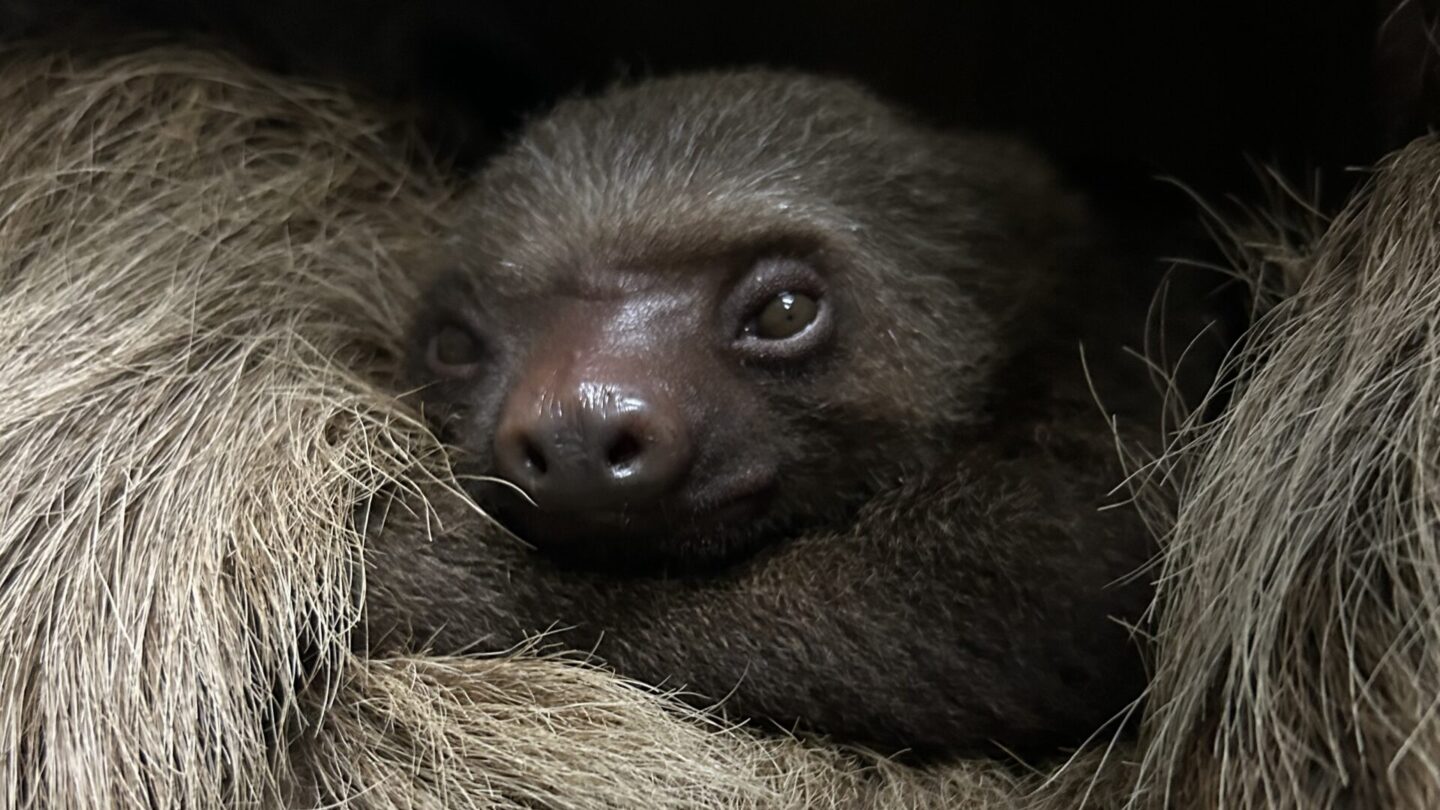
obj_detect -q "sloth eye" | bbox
[751,291,819,340]
[427,323,484,375]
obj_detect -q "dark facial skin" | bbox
[412,249,857,571]
[366,70,1186,755]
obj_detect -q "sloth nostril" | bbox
[605,431,643,470]
[522,438,548,475]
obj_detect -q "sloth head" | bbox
[407,70,1079,571]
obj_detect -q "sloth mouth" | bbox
[481,478,781,574]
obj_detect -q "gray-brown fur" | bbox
[1130,136,1440,809]
[0,42,1132,809]
[10,37,1434,810]
[364,72,1166,754]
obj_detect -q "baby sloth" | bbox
[367,70,1167,755]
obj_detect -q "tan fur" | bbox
[1,37,1436,810]
[0,41,448,807]
[0,42,1107,809]
[1132,137,1440,809]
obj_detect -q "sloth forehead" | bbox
[457,71,962,298]
[483,74,927,221]
[461,181,864,291]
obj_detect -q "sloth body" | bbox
[365,70,1168,754]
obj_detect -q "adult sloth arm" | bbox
[363,404,1152,756]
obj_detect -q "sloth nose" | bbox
[494,382,693,513]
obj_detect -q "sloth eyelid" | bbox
[426,322,487,375]
[727,256,833,358]
[732,293,834,363]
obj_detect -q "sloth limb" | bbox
[365,396,1151,756]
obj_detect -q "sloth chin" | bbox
[482,482,786,575]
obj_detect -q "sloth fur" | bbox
[0,40,1436,810]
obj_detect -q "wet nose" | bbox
[494,382,693,512]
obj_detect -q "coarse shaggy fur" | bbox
[2,37,1438,810]
[0,42,1117,809]
[1127,137,1440,809]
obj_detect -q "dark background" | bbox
[4,0,1434,210]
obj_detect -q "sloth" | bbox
[363,69,1183,755]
